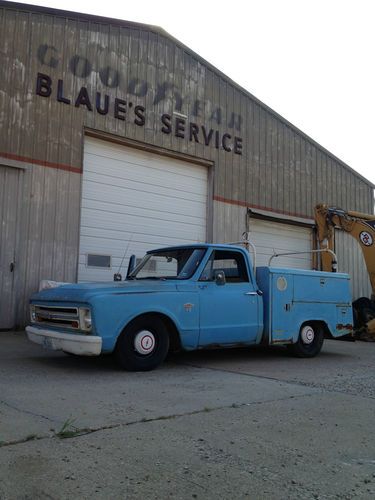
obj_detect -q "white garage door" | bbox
[248,218,313,269]
[78,138,208,282]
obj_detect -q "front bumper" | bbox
[26,326,102,356]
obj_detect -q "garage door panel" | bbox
[82,192,206,217]
[85,151,207,183]
[84,160,208,194]
[79,138,208,282]
[80,217,206,242]
[80,221,206,242]
[252,224,308,240]
[255,239,308,253]
[81,200,206,225]
[87,145,207,181]
[83,164,208,192]
[81,193,206,221]
[82,177,207,207]
[80,229,205,257]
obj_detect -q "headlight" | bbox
[30,305,36,323]
[79,308,92,332]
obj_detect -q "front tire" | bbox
[115,315,169,371]
[289,323,324,358]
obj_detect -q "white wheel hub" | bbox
[300,325,315,344]
[134,330,156,355]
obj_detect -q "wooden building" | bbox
[0,0,374,328]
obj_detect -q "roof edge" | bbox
[0,0,166,33]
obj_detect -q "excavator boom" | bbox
[315,204,375,295]
[314,204,375,339]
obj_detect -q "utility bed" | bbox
[256,267,353,344]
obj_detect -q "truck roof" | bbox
[147,243,245,253]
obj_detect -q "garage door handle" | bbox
[10,262,15,272]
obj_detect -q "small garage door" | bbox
[78,138,208,282]
[248,218,313,269]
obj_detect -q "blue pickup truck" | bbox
[26,243,353,371]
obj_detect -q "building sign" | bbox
[35,44,244,155]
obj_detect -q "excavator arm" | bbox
[314,204,375,338]
[314,204,375,295]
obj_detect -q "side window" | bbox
[200,250,249,283]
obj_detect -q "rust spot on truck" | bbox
[336,323,353,331]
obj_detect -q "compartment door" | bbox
[270,273,294,344]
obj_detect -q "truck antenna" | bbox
[114,234,133,281]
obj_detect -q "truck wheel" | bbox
[289,323,324,358]
[115,316,169,371]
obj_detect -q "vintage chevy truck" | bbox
[26,243,353,371]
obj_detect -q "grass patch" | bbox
[55,417,79,439]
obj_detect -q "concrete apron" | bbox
[1,331,375,499]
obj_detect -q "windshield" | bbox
[130,248,206,280]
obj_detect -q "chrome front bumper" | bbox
[26,326,102,356]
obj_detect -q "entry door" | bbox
[198,249,260,346]
[0,166,22,330]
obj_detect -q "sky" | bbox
[12,0,375,185]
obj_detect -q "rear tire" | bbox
[115,315,169,371]
[289,323,324,358]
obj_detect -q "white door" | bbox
[248,218,313,269]
[79,138,208,281]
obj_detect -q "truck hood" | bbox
[30,280,180,303]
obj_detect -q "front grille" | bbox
[33,305,80,329]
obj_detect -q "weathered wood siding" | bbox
[1,4,372,215]
[0,2,373,325]
[0,161,80,327]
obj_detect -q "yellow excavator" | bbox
[314,204,375,339]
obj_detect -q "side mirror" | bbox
[126,254,137,279]
[215,270,226,286]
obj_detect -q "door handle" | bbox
[10,262,15,273]
[245,291,257,296]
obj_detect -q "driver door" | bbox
[197,249,261,346]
